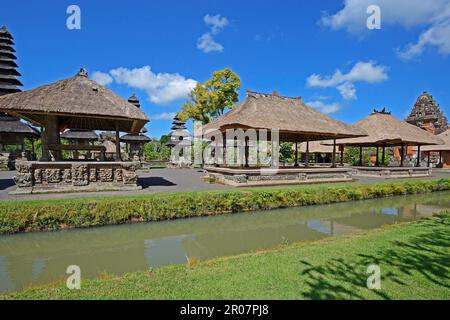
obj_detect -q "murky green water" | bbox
[1,191,449,293]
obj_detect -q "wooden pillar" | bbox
[340,145,344,166]
[359,146,363,166]
[305,139,310,167]
[41,115,61,161]
[375,146,380,167]
[427,151,431,167]
[222,131,227,166]
[439,151,443,166]
[331,139,337,168]
[400,145,405,167]
[31,139,35,160]
[294,141,299,167]
[381,146,386,166]
[416,145,421,167]
[115,122,121,162]
[244,136,249,167]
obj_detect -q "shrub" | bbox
[0,178,449,235]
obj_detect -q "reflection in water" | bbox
[0,191,449,293]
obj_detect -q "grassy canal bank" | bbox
[2,212,449,300]
[1,178,450,234]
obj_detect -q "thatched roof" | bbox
[61,129,99,141]
[120,133,152,143]
[334,112,444,146]
[299,140,334,153]
[203,91,367,142]
[417,129,450,151]
[0,68,149,133]
[0,114,39,137]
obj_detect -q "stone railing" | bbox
[12,161,141,194]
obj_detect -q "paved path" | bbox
[0,168,449,202]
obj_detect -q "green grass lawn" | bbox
[3,213,449,300]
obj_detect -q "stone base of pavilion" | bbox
[10,161,141,195]
[204,166,353,187]
[351,166,432,179]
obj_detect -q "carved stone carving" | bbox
[115,169,123,182]
[62,169,72,183]
[99,168,114,182]
[34,169,42,184]
[72,164,89,186]
[89,168,97,182]
[46,169,61,183]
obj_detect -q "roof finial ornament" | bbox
[373,107,391,115]
[77,68,88,78]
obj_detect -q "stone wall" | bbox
[12,161,141,194]
[204,167,353,186]
[352,166,432,178]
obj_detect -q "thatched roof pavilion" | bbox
[204,91,366,167]
[0,68,149,161]
[204,91,366,141]
[61,129,99,142]
[418,129,450,152]
[331,110,443,167]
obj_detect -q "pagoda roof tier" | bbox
[0,114,40,137]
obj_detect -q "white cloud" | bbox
[307,61,388,100]
[197,14,229,53]
[337,82,357,100]
[150,112,177,120]
[204,14,229,35]
[320,0,450,59]
[197,33,224,53]
[305,100,341,114]
[92,71,113,86]
[106,66,197,105]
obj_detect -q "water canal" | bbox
[1,191,449,292]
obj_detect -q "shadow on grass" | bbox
[299,216,450,300]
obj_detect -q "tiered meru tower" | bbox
[0,26,22,96]
[406,91,448,135]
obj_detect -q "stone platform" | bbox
[11,161,141,194]
[204,166,353,187]
[352,166,432,178]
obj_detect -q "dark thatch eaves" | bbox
[416,129,450,151]
[333,112,444,147]
[0,69,149,133]
[203,91,367,142]
[299,140,334,153]
[61,129,99,141]
[0,114,39,137]
[120,133,152,143]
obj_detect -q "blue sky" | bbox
[2,0,449,138]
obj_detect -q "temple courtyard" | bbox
[1,167,449,202]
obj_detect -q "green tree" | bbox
[279,142,294,162]
[180,68,241,124]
